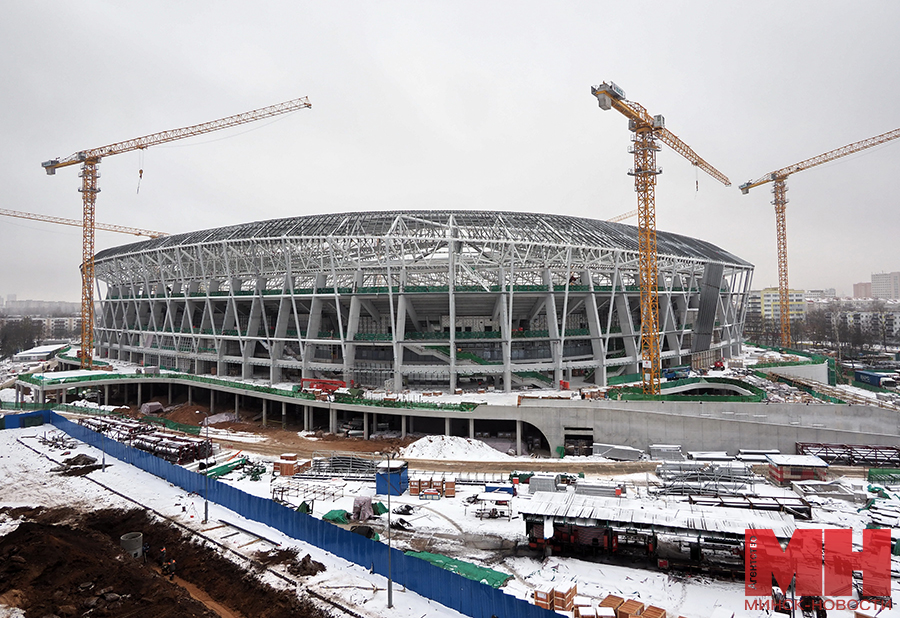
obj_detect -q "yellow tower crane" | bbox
[740,127,900,347]
[0,208,167,238]
[42,96,312,369]
[607,208,638,223]
[591,82,731,394]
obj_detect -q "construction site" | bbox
[4,6,900,615]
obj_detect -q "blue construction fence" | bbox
[2,410,550,618]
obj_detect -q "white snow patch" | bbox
[401,434,514,460]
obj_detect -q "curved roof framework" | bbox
[93,209,753,393]
[95,210,750,267]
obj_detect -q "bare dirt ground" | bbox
[0,506,329,618]
[118,398,660,475]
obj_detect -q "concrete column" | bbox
[401,414,407,438]
[234,393,239,418]
[343,271,364,385]
[363,412,370,439]
[209,389,215,414]
[498,292,512,393]
[516,420,523,456]
[61,390,66,404]
[329,407,337,434]
[302,273,327,380]
[469,418,474,439]
[544,269,562,387]
[582,270,606,386]
[282,401,287,430]
[303,405,309,432]
[168,383,173,405]
[137,383,142,407]
[104,385,109,406]
[445,416,450,436]
[262,399,267,427]
[188,385,193,406]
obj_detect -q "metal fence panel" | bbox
[5,411,560,618]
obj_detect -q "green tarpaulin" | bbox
[323,509,350,524]
[373,501,388,515]
[405,551,512,588]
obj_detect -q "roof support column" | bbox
[543,269,562,387]
[582,270,606,385]
[448,228,458,392]
[344,271,364,386]
[302,273,327,380]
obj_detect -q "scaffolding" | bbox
[796,442,900,467]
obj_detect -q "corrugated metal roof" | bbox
[520,491,796,538]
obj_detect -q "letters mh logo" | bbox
[745,528,891,597]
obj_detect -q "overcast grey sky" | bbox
[2,1,898,302]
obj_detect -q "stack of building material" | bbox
[529,474,561,493]
[687,451,732,462]
[553,582,577,612]
[276,453,298,476]
[534,584,554,610]
[574,480,625,497]
[616,599,644,618]
[654,460,759,497]
[649,444,685,461]
[573,596,593,618]
[599,596,625,614]
[592,443,643,461]
[596,608,616,618]
[641,606,667,618]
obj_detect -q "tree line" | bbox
[0,318,42,359]
[744,300,897,358]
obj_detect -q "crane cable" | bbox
[137,148,145,194]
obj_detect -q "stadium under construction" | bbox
[90,210,753,392]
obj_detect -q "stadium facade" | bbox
[92,211,754,391]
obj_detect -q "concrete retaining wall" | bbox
[510,399,900,454]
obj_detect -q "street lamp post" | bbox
[203,412,210,524]
[382,450,394,609]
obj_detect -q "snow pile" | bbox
[401,435,513,460]
[0,388,24,403]
[68,399,129,413]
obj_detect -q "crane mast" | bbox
[592,82,730,394]
[43,96,311,369]
[740,127,900,347]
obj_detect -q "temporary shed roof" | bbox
[519,491,796,539]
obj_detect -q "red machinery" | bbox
[300,378,346,393]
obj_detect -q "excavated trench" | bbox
[0,506,330,618]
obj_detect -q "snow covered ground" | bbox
[4,423,899,617]
[0,425,467,618]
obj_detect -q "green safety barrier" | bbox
[142,415,202,435]
[405,551,512,588]
[614,376,767,402]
